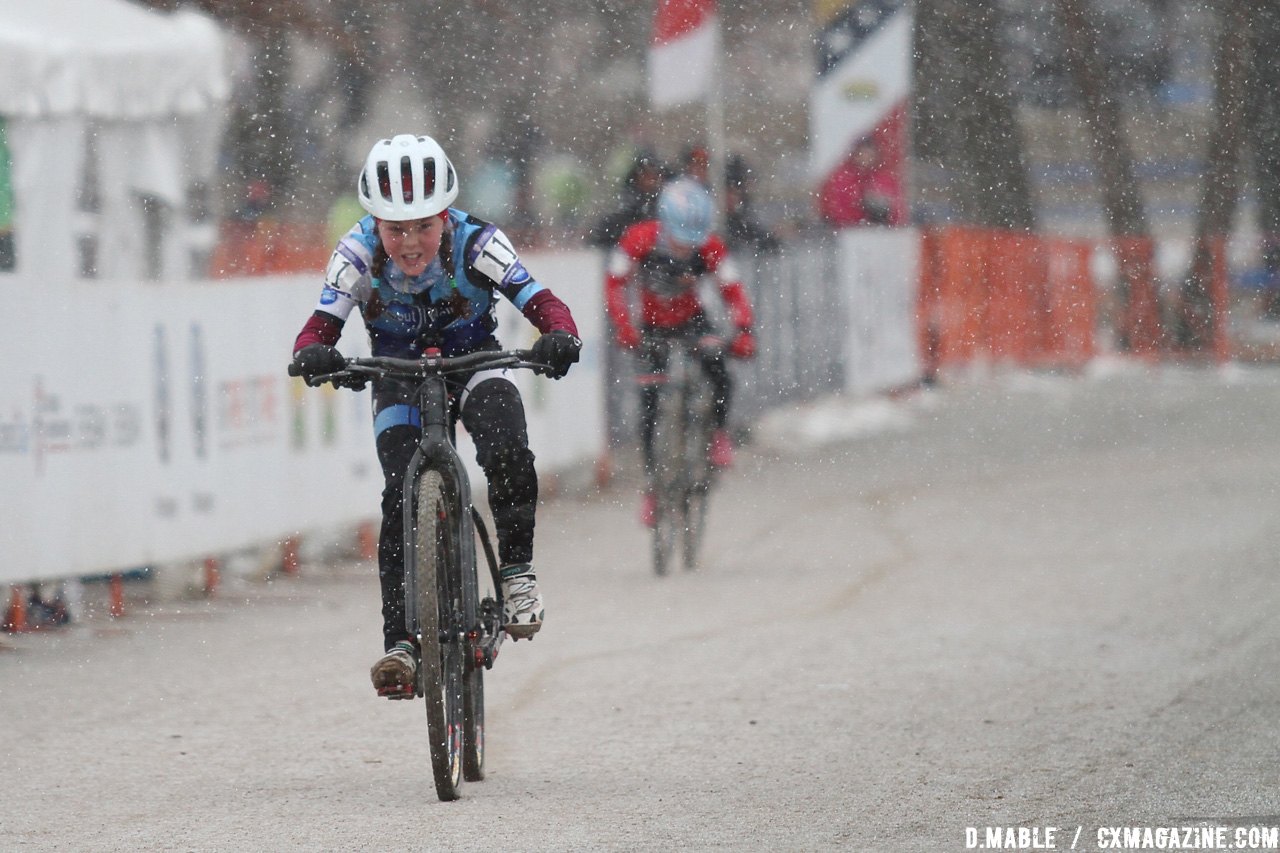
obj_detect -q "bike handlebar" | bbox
[288,349,549,388]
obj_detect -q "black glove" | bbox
[530,330,582,380]
[292,344,346,379]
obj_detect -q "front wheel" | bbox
[682,486,710,571]
[651,380,686,577]
[414,469,464,801]
[681,386,717,572]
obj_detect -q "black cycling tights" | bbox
[375,378,537,650]
[637,341,732,478]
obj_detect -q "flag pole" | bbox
[707,13,727,231]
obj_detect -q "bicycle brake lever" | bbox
[309,370,350,387]
[518,360,554,375]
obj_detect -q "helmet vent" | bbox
[422,158,436,197]
[357,133,458,220]
[376,161,393,203]
[399,156,414,202]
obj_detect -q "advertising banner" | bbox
[1,252,606,585]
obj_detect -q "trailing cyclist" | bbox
[604,176,757,526]
[291,134,582,697]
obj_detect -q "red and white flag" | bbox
[648,0,719,108]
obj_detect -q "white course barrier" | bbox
[460,249,606,484]
[836,228,921,395]
[2,275,379,585]
[1,249,606,586]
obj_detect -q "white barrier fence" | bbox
[1,236,913,588]
[2,276,380,585]
[837,228,921,395]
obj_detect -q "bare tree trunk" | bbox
[1248,4,1280,315]
[1181,1,1256,348]
[1055,0,1147,238]
[914,0,1037,230]
[1056,0,1159,351]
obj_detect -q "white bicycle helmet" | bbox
[658,177,714,246]
[357,134,459,220]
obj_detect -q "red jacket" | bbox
[605,220,754,336]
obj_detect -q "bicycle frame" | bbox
[400,367,477,647]
[289,347,545,800]
[647,334,720,574]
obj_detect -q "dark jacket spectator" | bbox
[588,151,667,247]
[723,153,780,256]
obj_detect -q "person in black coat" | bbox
[588,150,667,248]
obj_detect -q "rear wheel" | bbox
[462,666,485,781]
[683,486,710,571]
[651,378,686,577]
[462,527,488,781]
[414,470,464,801]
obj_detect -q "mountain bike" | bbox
[645,333,725,576]
[290,347,547,801]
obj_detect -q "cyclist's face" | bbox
[376,215,445,277]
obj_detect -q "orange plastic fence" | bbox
[918,227,1238,370]
[3,586,26,633]
[1111,236,1161,356]
[919,226,1097,372]
[208,221,331,278]
[1041,237,1097,368]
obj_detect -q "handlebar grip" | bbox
[287,362,303,377]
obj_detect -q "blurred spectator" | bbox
[0,118,12,271]
[679,144,711,187]
[818,138,906,227]
[1260,234,1280,320]
[326,172,366,250]
[468,156,520,223]
[723,153,781,256]
[534,154,592,238]
[235,179,275,227]
[587,149,667,248]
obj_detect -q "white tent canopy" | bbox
[0,0,227,119]
[0,0,229,280]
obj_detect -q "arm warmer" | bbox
[293,311,343,354]
[521,288,579,337]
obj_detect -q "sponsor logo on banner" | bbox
[154,324,172,464]
[217,375,281,449]
[191,323,209,460]
[9,379,144,473]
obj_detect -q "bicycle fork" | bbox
[400,376,504,673]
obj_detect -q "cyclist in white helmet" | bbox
[292,134,582,697]
[605,176,757,526]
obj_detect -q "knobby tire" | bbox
[462,520,488,782]
[681,378,717,572]
[414,469,465,801]
[651,375,685,577]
